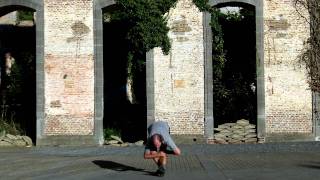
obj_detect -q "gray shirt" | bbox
[145,121,177,153]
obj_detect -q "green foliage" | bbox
[192,1,257,124]
[1,52,35,136]
[103,0,256,125]
[5,63,23,103]
[103,0,212,76]
[112,0,178,55]
[192,0,226,80]
[3,52,34,106]
[192,0,211,12]
[103,128,121,140]
[210,9,226,80]
[104,0,178,102]
[294,0,320,92]
[17,10,34,21]
[192,1,231,122]
[0,116,24,136]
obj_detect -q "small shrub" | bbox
[103,128,121,140]
[0,117,23,136]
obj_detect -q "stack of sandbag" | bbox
[0,130,33,147]
[213,119,258,144]
[104,135,144,147]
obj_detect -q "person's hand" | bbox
[173,148,181,156]
[159,151,166,157]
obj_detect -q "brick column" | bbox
[153,0,205,135]
[41,0,95,145]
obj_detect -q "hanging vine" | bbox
[105,0,225,103]
[107,0,222,69]
[112,0,178,54]
[294,0,320,92]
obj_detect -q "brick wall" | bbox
[44,0,94,135]
[264,0,312,133]
[153,0,205,135]
[40,0,313,138]
[153,0,313,135]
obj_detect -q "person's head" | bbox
[151,134,163,150]
[5,52,11,59]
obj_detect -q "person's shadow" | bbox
[92,160,158,176]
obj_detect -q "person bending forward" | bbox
[144,121,181,177]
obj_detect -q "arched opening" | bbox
[212,3,256,126]
[0,6,36,142]
[102,5,147,143]
[205,0,264,143]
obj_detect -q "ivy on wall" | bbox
[113,0,178,55]
[294,0,320,92]
[107,0,223,78]
[109,0,220,57]
[106,0,226,108]
[105,0,179,100]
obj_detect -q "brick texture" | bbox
[153,0,205,135]
[44,0,94,135]
[263,0,312,133]
[40,0,313,137]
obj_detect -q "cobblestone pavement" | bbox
[1,142,320,180]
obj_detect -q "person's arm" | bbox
[144,139,166,159]
[144,150,166,159]
[165,135,181,156]
[173,147,181,155]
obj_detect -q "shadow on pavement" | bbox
[92,160,158,176]
[298,162,320,169]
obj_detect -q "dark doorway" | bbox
[103,5,147,143]
[0,7,36,141]
[212,4,257,126]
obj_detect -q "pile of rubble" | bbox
[104,135,144,147]
[0,130,33,147]
[213,119,260,144]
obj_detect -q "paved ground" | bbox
[1,142,320,180]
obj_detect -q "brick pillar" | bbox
[264,0,312,135]
[41,0,95,145]
[153,0,205,135]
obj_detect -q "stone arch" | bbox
[204,0,265,139]
[94,0,154,144]
[209,0,259,7]
[0,0,44,145]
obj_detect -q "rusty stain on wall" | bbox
[176,36,189,42]
[67,21,90,58]
[50,100,62,108]
[174,80,185,88]
[171,19,192,34]
[265,19,291,30]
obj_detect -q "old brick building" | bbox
[0,0,315,145]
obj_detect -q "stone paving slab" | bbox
[2,142,320,156]
[203,152,320,180]
[2,143,320,180]
[0,154,212,180]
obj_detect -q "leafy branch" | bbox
[294,0,320,92]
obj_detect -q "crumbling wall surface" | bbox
[153,0,205,135]
[44,0,94,135]
[264,0,312,134]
